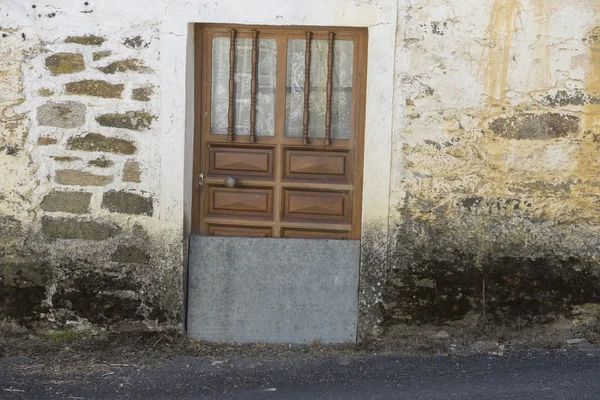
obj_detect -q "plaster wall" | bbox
[383,0,600,336]
[0,0,395,334]
[3,0,600,338]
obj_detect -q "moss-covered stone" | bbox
[65,80,124,98]
[92,50,111,61]
[111,245,150,264]
[123,160,141,182]
[101,190,153,216]
[52,156,79,162]
[131,86,154,101]
[96,111,155,131]
[489,112,580,140]
[40,190,92,214]
[55,169,113,186]
[38,137,57,146]
[98,58,151,74]
[0,216,23,243]
[37,101,86,128]
[88,157,114,168]
[38,88,54,97]
[123,36,149,48]
[52,290,142,324]
[67,133,136,154]
[45,53,85,75]
[41,216,121,240]
[65,35,106,46]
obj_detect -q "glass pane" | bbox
[256,39,277,136]
[211,37,230,134]
[285,39,354,140]
[210,36,277,136]
[285,39,306,138]
[331,40,354,140]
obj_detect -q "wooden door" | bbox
[193,25,367,240]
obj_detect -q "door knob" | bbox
[224,176,237,188]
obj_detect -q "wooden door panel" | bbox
[283,148,352,183]
[207,186,273,219]
[208,144,275,179]
[193,25,367,239]
[281,228,349,240]
[282,189,351,223]
[208,224,272,237]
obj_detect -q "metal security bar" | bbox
[325,32,335,146]
[302,32,312,145]
[227,29,236,141]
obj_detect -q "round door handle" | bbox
[224,176,237,188]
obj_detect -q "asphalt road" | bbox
[2,349,600,399]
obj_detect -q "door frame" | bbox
[191,24,368,239]
[157,2,397,338]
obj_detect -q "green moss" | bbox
[65,35,106,46]
[45,53,85,75]
[96,111,156,131]
[98,58,151,74]
[68,133,137,154]
[88,157,114,168]
[41,216,121,240]
[44,328,83,344]
[52,156,79,162]
[92,50,111,61]
[65,80,124,98]
[38,88,54,97]
[132,86,154,101]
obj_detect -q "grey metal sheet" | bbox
[187,236,360,344]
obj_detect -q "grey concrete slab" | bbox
[187,236,360,344]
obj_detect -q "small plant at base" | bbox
[44,328,83,344]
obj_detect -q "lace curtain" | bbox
[211,37,277,136]
[285,39,354,139]
[211,36,354,139]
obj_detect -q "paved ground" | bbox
[2,349,600,399]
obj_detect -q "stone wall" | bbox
[4,0,600,339]
[0,2,181,332]
[381,0,600,335]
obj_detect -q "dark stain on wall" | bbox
[383,208,600,330]
[488,112,580,140]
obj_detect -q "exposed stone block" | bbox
[98,58,151,74]
[123,36,149,48]
[111,245,150,264]
[0,216,23,240]
[40,190,92,214]
[65,80,124,98]
[96,111,155,131]
[37,101,86,128]
[123,160,141,182]
[489,112,580,140]
[67,133,136,154]
[52,156,79,162]
[38,88,54,97]
[65,35,106,46]
[55,169,113,186]
[131,86,154,101]
[51,290,141,324]
[88,157,114,168]
[38,137,57,146]
[45,53,85,75]
[101,190,153,216]
[92,50,111,61]
[42,216,121,240]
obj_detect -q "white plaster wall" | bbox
[2,0,398,238]
[1,0,398,331]
[5,0,600,334]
